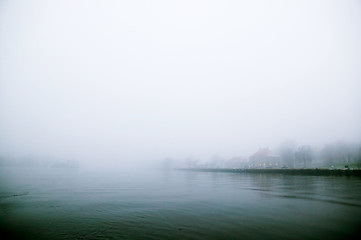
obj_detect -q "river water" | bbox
[0,167,360,239]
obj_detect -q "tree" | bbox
[278,140,296,168]
[320,141,361,167]
[295,145,312,168]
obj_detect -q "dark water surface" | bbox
[1,167,360,239]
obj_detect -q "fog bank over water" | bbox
[1,0,361,167]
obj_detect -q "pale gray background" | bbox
[1,0,360,167]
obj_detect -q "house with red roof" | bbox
[249,148,281,168]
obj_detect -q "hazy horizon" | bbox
[1,0,361,166]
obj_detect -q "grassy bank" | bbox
[179,168,361,176]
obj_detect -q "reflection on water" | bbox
[1,168,360,239]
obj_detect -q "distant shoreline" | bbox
[178,168,361,176]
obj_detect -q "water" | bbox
[1,167,360,239]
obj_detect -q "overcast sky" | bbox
[1,0,360,165]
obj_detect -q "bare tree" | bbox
[278,140,296,168]
[295,145,313,168]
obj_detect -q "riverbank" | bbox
[179,168,361,176]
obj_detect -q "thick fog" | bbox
[1,0,361,168]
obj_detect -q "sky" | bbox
[0,0,361,166]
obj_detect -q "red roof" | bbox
[250,148,277,158]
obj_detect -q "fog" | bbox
[1,0,361,168]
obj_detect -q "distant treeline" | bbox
[278,140,361,168]
[161,140,361,169]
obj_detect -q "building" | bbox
[249,148,281,168]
